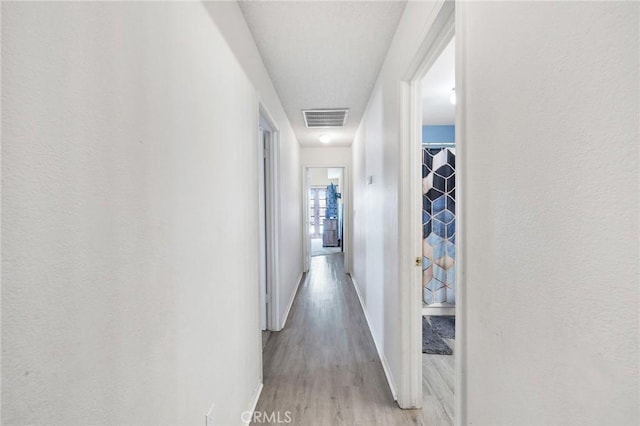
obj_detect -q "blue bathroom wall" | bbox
[422,125,455,143]
[422,147,456,305]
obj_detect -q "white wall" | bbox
[460,2,639,424]
[309,168,339,188]
[1,2,300,424]
[300,147,351,168]
[353,0,639,423]
[203,2,302,331]
[351,0,442,400]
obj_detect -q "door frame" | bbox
[397,0,465,420]
[258,103,281,332]
[302,165,350,273]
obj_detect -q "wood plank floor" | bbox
[254,253,454,425]
[422,338,455,425]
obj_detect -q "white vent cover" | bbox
[302,109,349,128]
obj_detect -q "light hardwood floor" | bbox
[422,338,454,425]
[254,253,454,425]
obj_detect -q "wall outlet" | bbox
[205,403,215,426]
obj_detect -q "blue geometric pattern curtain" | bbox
[422,148,456,305]
[326,183,338,219]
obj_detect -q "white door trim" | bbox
[397,0,462,419]
[259,103,281,332]
[258,126,268,331]
[302,168,311,273]
[453,5,467,421]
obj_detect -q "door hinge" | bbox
[415,257,422,267]
[266,293,272,304]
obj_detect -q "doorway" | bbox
[417,33,456,423]
[258,105,280,350]
[307,167,344,257]
[397,0,460,417]
[303,166,348,269]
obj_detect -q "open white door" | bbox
[303,168,311,272]
[258,104,281,331]
[258,127,267,331]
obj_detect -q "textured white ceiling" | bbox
[421,37,455,125]
[239,1,407,147]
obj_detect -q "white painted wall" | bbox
[300,147,351,168]
[309,168,339,188]
[353,0,639,423]
[203,2,302,331]
[351,0,442,400]
[1,2,301,424]
[459,2,639,424]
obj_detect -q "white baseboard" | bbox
[348,273,398,401]
[241,381,264,426]
[279,272,305,330]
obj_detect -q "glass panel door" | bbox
[309,187,327,238]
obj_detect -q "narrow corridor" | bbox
[2,2,637,424]
[255,254,427,425]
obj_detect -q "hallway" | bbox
[255,254,443,425]
[2,2,638,424]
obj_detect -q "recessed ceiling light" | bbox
[319,134,332,144]
[450,88,456,105]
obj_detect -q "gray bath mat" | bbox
[430,316,455,339]
[422,317,453,355]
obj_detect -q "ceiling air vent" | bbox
[302,108,349,128]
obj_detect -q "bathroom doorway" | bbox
[396,0,461,416]
[417,32,456,423]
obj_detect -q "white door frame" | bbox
[302,165,350,273]
[258,126,267,331]
[302,168,311,272]
[397,0,464,420]
[258,103,281,332]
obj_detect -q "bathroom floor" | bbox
[422,337,455,424]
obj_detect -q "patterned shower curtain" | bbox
[326,183,338,219]
[422,147,456,305]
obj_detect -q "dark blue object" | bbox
[326,183,338,218]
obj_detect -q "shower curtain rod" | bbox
[422,142,455,147]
